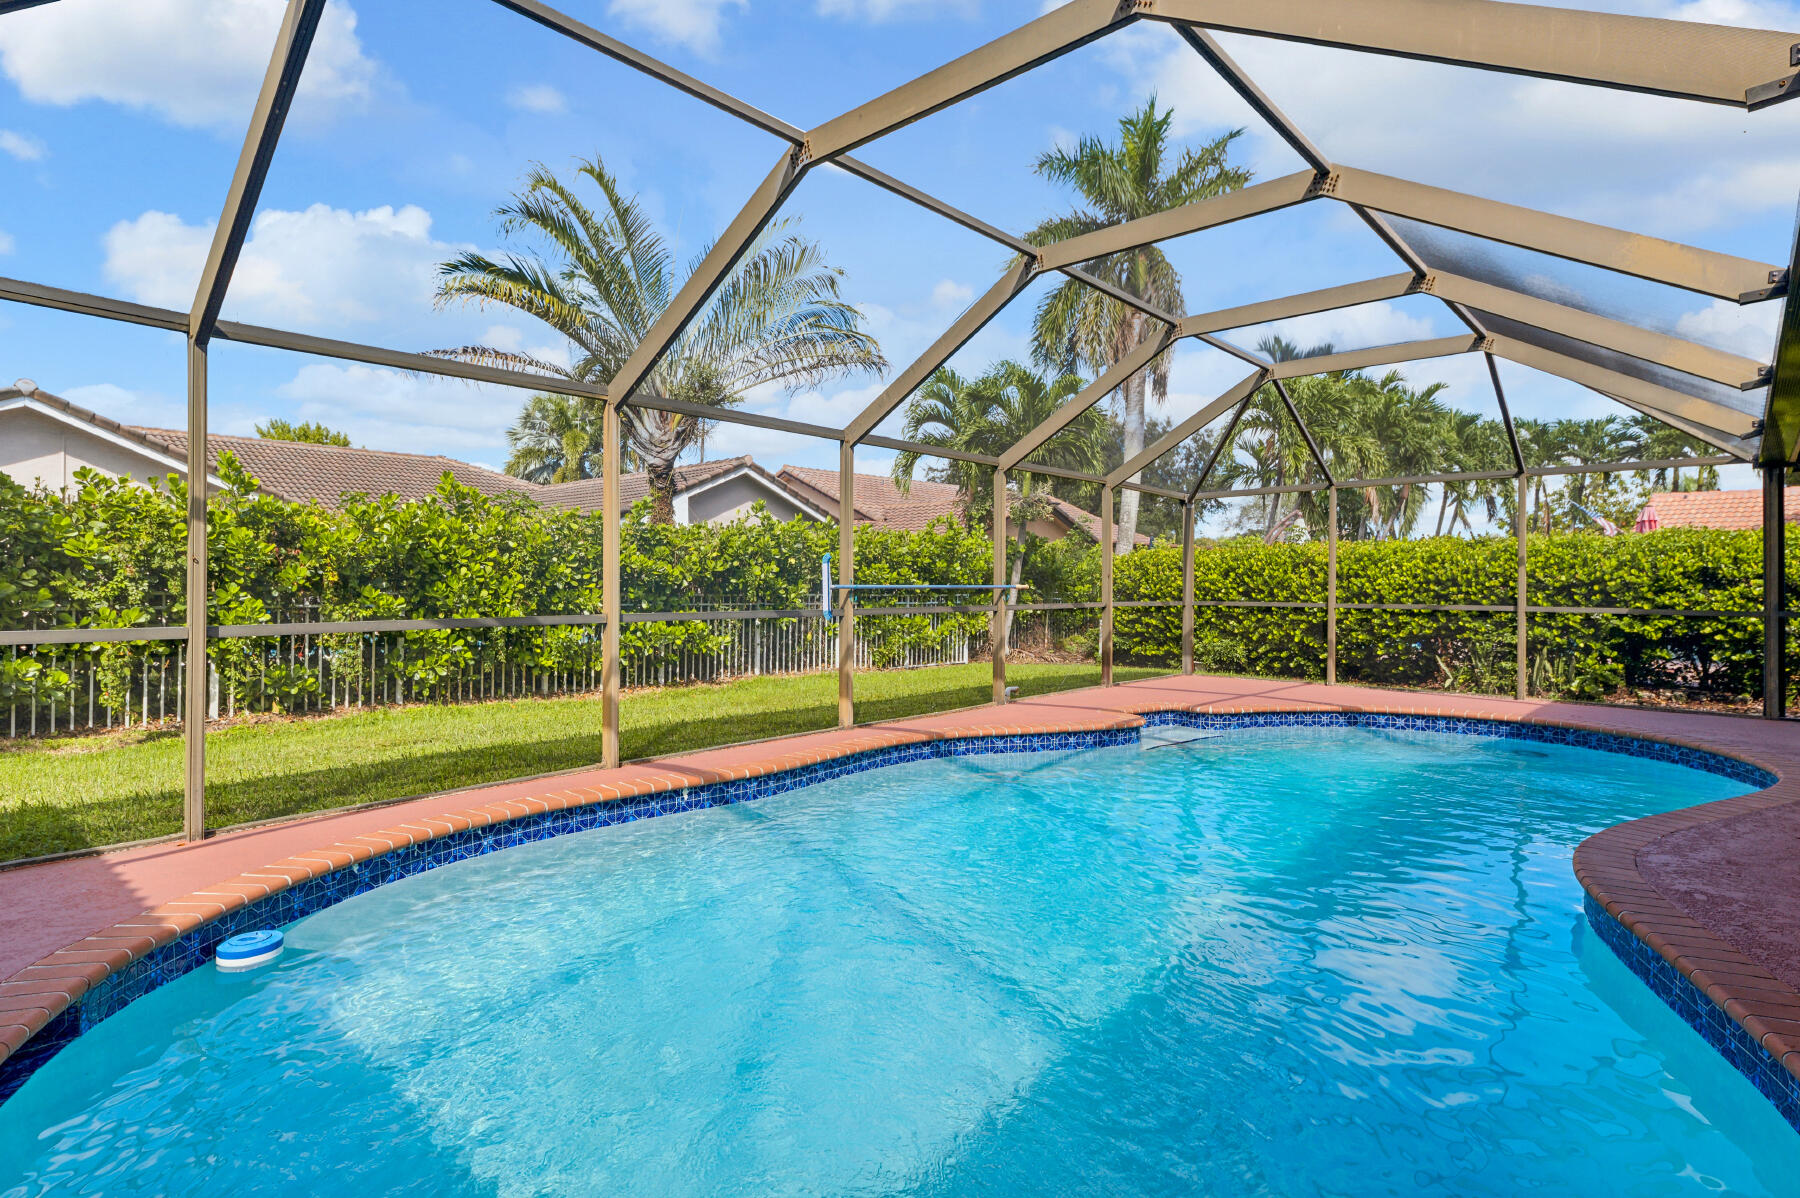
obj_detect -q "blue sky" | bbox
[2,0,1797,495]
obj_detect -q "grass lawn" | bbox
[0,662,1164,862]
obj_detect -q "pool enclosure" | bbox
[1,0,1797,846]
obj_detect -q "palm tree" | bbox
[894,361,1108,636]
[504,392,626,483]
[1025,99,1251,554]
[434,154,886,523]
[1434,410,1510,536]
[1627,414,1719,492]
[1238,336,1334,539]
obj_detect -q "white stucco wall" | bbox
[0,405,186,494]
[685,471,814,524]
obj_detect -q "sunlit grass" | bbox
[0,662,1161,862]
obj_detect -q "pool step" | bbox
[1139,727,1222,750]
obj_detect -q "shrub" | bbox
[1109,530,1784,700]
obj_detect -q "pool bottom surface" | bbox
[0,726,1792,1197]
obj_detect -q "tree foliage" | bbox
[1026,99,1250,552]
[0,458,993,711]
[254,419,351,447]
[434,154,886,521]
[1105,530,1791,703]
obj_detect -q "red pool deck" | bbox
[3,673,1798,1087]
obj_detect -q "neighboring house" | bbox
[1,381,229,496]
[775,465,1135,545]
[538,457,828,523]
[1,380,1114,540]
[0,382,814,524]
[1639,488,1800,531]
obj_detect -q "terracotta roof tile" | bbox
[134,428,539,507]
[537,457,755,514]
[1642,488,1799,531]
[774,464,1137,542]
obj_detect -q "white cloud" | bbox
[275,362,518,453]
[61,382,186,430]
[0,230,12,256]
[1674,297,1784,359]
[1229,301,1437,360]
[505,83,566,114]
[1115,7,1800,239]
[0,0,379,131]
[0,129,45,161]
[817,0,980,20]
[605,0,745,55]
[930,278,974,309]
[103,203,468,334]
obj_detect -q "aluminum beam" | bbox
[805,0,1129,160]
[0,275,186,332]
[998,327,1179,469]
[189,0,326,344]
[1427,272,1770,388]
[181,0,325,845]
[1267,335,1480,379]
[1189,396,1252,499]
[1487,335,1758,453]
[1177,275,1418,337]
[1275,378,1332,484]
[216,321,611,401]
[606,152,807,407]
[843,256,1035,444]
[1153,0,1800,108]
[1107,370,1267,486]
[600,403,622,768]
[1034,170,1321,271]
[1166,25,1495,340]
[1487,353,1527,474]
[491,0,802,141]
[1334,167,1787,302]
[1760,211,1800,464]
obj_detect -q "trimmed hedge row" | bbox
[1108,530,1793,700]
[1,458,992,711]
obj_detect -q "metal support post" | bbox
[1180,500,1196,675]
[993,466,1009,703]
[1326,486,1338,686]
[1100,485,1115,687]
[182,336,208,842]
[1516,474,1530,700]
[838,443,856,728]
[1766,464,1788,719]
[601,403,622,766]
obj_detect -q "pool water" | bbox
[1,726,1794,1196]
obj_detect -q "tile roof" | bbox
[537,456,755,514]
[775,464,1135,542]
[1642,487,1799,531]
[134,427,540,507]
[9,383,1128,539]
[775,464,964,529]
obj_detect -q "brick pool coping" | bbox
[3,674,1798,1116]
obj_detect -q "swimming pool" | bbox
[0,723,1793,1196]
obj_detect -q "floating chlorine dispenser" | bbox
[216,929,284,971]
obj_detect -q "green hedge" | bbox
[1110,529,1789,701]
[1,457,992,711]
[4,456,1790,712]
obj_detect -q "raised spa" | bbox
[0,721,1793,1196]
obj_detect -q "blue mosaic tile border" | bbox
[0,726,1133,1103]
[1585,893,1800,1133]
[1140,709,1777,789]
[0,710,1777,1108]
